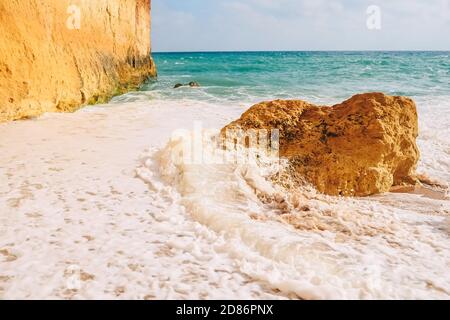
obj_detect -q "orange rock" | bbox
[223,93,420,196]
[0,0,157,122]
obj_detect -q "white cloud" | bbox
[152,0,450,51]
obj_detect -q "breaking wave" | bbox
[136,128,450,299]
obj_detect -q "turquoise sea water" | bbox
[147,51,450,104]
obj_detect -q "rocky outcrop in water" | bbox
[0,0,156,122]
[223,93,420,196]
[174,82,201,89]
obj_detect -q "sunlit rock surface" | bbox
[223,93,420,196]
[0,0,156,122]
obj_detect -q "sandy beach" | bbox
[1,97,449,300]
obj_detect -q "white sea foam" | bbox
[136,112,450,299]
[415,96,450,185]
[134,95,450,299]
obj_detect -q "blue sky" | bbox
[152,0,450,52]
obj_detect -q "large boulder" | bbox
[222,93,420,196]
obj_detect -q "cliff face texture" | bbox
[223,93,420,197]
[0,0,156,122]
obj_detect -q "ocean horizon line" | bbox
[153,50,450,54]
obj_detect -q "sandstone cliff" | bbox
[0,0,156,122]
[223,93,420,197]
